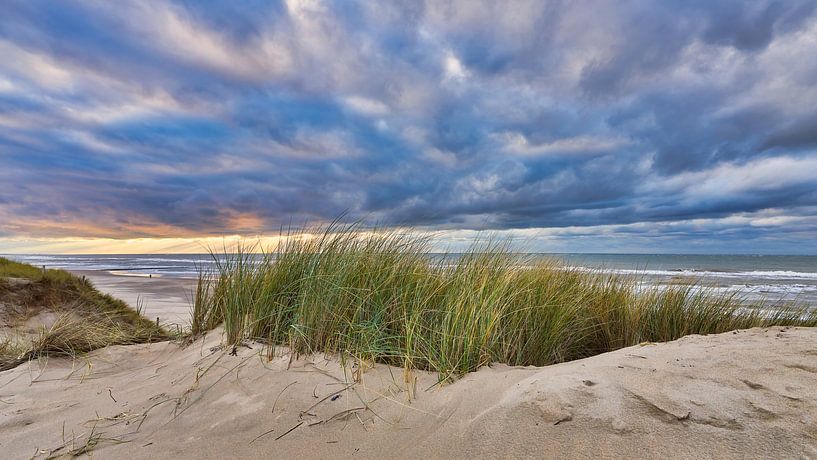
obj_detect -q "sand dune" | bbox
[2,325,816,459]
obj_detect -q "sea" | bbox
[4,253,817,307]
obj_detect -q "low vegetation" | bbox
[191,225,817,378]
[0,257,167,371]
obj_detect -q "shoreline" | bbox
[7,252,812,307]
[3,261,816,458]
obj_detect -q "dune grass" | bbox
[0,257,167,371]
[0,257,75,282]
[191,225,817,377]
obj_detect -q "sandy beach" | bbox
[70,270,197,331]
[2,323,816,458]
[0,275,814,458]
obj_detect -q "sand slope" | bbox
[2,327,816,459]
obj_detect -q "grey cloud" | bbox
[0,0,816,252]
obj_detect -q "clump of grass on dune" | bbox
[1,312,160,371]
[191,225,817,378]
[0,257,167,371]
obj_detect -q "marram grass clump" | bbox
[192,225,817,378]
[0,257,168,371]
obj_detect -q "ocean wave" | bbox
[734,283,817,294]
[579,267,817,280]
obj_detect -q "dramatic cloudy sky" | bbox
[2,0,817,253]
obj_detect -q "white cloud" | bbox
[342,95,390,115]
[497,132,630,157]
[649,154,817,199]
[85,1,294,82]
[0,40,76,90]
[443,50,468,81]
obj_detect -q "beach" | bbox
[2,321,816,458]
[0,250,817,458]
[0,267,815,458]
[4,2,817,457]
[70,270,197,331]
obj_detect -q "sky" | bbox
[1,0,817,254]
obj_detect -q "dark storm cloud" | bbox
[762,114,817,151]
[1,0,817,252]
